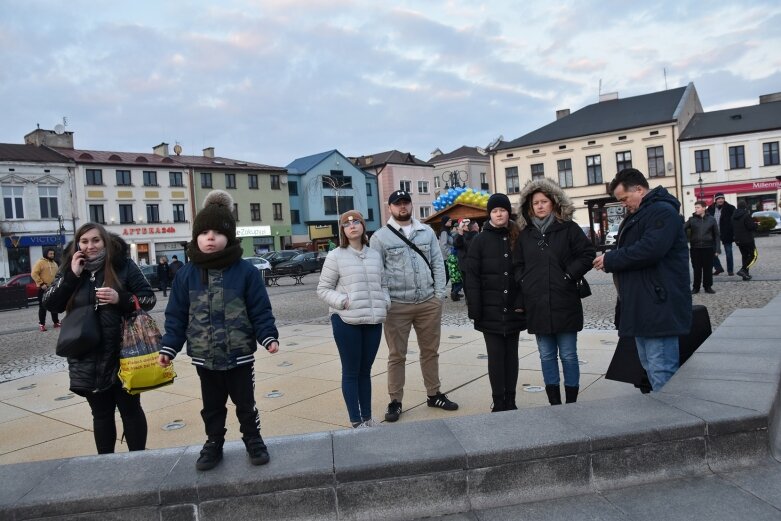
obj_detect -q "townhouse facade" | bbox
[351,150,435,223]
[286,150,379,250]
[428,145,492,197]
[490,84,702,245]
[678,93,781,215]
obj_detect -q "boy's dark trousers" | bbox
[197,364,260,441]
[690,247,714,290]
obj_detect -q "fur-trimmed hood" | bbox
[515,178,575,230]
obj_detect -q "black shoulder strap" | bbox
[386,224,434,277]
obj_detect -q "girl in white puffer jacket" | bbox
[317,210,390,428]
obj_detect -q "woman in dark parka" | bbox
[44,223,156,454]
[514,178,595,406]
[466,193,526,412]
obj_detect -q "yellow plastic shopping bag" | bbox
[118,297,176,394]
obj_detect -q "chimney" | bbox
[556,109,570,120]
[759,92,781,104]
[203,147,215,158]
[153,142,169,156]
[24,128,74,149]
[599,92,619,102]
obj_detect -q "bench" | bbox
[264,273,306,286]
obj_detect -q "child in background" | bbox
[158,190,279,471]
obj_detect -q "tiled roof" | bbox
[285,150,338,174]
[679,101,781,141]
[173,154,285,171]
[497,86,689,150]
[429,146,487,163]
[0,144,72,163]
[351,150,432,169]
[49,148,284,171]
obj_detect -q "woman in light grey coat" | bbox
[317,210,390,428]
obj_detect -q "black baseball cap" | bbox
[388,190,412,205]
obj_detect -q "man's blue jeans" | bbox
[635,336,679,391]
[712,241,734,274]
[535,332,579,387]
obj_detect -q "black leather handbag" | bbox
[56,303,101,358]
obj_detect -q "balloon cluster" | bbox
[432,187,491,212]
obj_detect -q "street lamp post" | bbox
[697,173,704,200]
[57,215,66,256]
[441,169,468,190]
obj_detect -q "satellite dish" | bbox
[54,124,65,135]
[280,175,288,184]
[666,161,673,171]
[173,144,182,155]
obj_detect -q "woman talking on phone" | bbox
[44,223,156,454]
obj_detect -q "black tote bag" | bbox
[56,304,101,358]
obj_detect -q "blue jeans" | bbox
[535,332,579,387]
[712,241,734,274]
[331,315,383,423]
[635,336,679,391]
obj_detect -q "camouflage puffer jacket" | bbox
[160,259,278,370]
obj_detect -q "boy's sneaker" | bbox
[244,436,270,466]
[385,400,402,422]
[427,393,459,411]
[53,322,61,328]
[39,324,47,332]
[196,439,224,471]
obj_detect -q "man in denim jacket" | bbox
[370,190,458,422]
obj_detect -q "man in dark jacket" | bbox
[732,201,758,281]
[593,168,692,391]
[684,201,720,294]
[707,193,735,276]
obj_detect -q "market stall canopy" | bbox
[423,203,488,232]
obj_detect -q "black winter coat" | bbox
[157,262,170,284]
[465,223,526,335]
[514,220,595,334]
[684,214,720,250]
[44,236,156,396]
[731,208,758,244]
[707,202,735,242]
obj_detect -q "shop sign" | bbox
[698,180,781,199]
[122,226,178,237]
[236,226,271,237]
[3,235,64,248]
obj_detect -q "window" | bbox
[3,186,24,219]
[480,172,489,190]
[86,169,103,185]
[647,146,665,178]
[729,145,745,169]
[616,151,632,173]
[434,177,441,189]
[531,163,544,180]
[366,183,372,196]
[89,204,105,224]
[172,204,186,223]
[251,203,261,221]
[288,180,298,195]
[143,171,158,186]
[324,196,354,215]
[291,209,300,224]
[201,172,212,188]
[225,173,236,189]
[505,167,519,193]
[419,206,431,219]
[694,150,711,173]
[273,203,283,220]
[763,142,780,166]
[169,171,183,187]
[119,204,134,224]
[146,204,160,223]
[116,170,132,186]
[270,175,281,190]
[418,180,429,194]
[367,208,374,221]
[586,155,603,185]
[39,186,58,219]
[232,204,239,222]
[557,159,573,187]
[399,180,411,192]
[248,174,258,189]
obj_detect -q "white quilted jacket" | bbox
[317,246,390,325]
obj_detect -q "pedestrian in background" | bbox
[684,201,719,294]
[317,210,390,428]
[515,179,595,405]
[466,194,526,412]
[732,201,759,281]
[157,256,170,297]
[707,193,735,276]
[31,247,60,331]
[169,254,183,279]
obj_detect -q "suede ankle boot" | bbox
[545,385,562,406]
[564,385,579,404]
[491,395,505,412]
[504,392,518,410]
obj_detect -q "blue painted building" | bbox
[286,150,379,249]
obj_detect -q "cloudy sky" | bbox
[2,0,780,167]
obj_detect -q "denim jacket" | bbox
[369,217,446,303]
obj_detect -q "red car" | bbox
[1,273,39,299]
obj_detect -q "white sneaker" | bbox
[357,418,379,428]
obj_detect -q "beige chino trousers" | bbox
[384,298,443,402]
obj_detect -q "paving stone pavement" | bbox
[1,234,779,383]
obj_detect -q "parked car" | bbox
[1,273,38,300]
[316,251,329,270]
[243,256,272,280]
[139,264,161,290]
[752,210,781,233]
[266,250,301,268]
[274,252,321,275]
